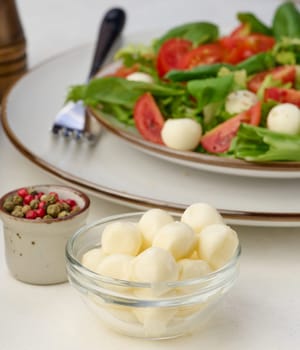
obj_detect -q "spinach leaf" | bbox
[187,75,234,110]
[67,77,184,109]
[272,2,300,40]
[237,12,272,35]
[153,22,219,52]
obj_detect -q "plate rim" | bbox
[2,43,300,226]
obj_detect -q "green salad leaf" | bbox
[272,1,300,40]
[187,75,234,110]
[237,12,272,35]
[232,124,300,161]
[67,77,184,109]
[152,22,219,51]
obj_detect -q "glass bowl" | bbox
[66,212,241,340]
[0,184,90,284]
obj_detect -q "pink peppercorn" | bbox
[65,199,77,208]
[23,194,34,205]
[25,210,38,219]
[17,188,28,198]
[35,208,46,217]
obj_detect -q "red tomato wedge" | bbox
[247,66,296,93]
[156,38,192,77]
[178,43,224,69]
[221,34,275,64]
[109,64,140,78]
[264,87,300,108]
[133,93,165,144]
[201,101,261,153]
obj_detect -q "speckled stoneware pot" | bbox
[0,184,90,285]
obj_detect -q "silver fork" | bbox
[52,8,126,144]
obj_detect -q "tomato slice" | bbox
[201,101,261,153]
[247,66,296,93]
[110,64,140,78]
[264,87,300,108]
[156,38,192,77]
[247,100,262,126]
[178,43,224,69]
[221,34,275,64]
[133,93,164,144]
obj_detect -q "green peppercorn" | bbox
[29,199,39,209]
[11,205,24,218]
[71,205,80,213]
[22,205,31,215]
[3,199,15,212]
[12,195,23,205]
[47,194,57,204]
[28,188,38,196]
[43,214,53,220]
[40,194,48,202]
[57,210,69,218]
[61,202,70,211]
[46,204,61,217]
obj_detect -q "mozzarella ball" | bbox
[225,90,258,115]
[138,209,174,248]
[101,221,142,256]
[197,224,239,270]
[161,118,202,151]
[130,247,179,283]
[267,103,300,135]
[181,203,224,234]
[177,258,212,280]
[152,221,196,260]
[95,253,134,280]
[126,72,154,83]
[81,248,107,272]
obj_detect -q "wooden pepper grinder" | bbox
[0,0,27,100]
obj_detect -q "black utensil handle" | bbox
[88,8,126,79]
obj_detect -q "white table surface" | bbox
[1,0,300,349]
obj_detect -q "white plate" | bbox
[2,42,300,227]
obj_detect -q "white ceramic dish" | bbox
[2,41,300,227]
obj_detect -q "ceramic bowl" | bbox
[0,184,90,285]
[66,212,241,340]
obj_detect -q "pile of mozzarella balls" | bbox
[82,203,239,287]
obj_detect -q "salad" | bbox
[68,2,300,162]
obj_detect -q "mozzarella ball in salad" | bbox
[267,103,300,135]
[126,72,154,83]
[225,90,258,115]
[161,118,202,151]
